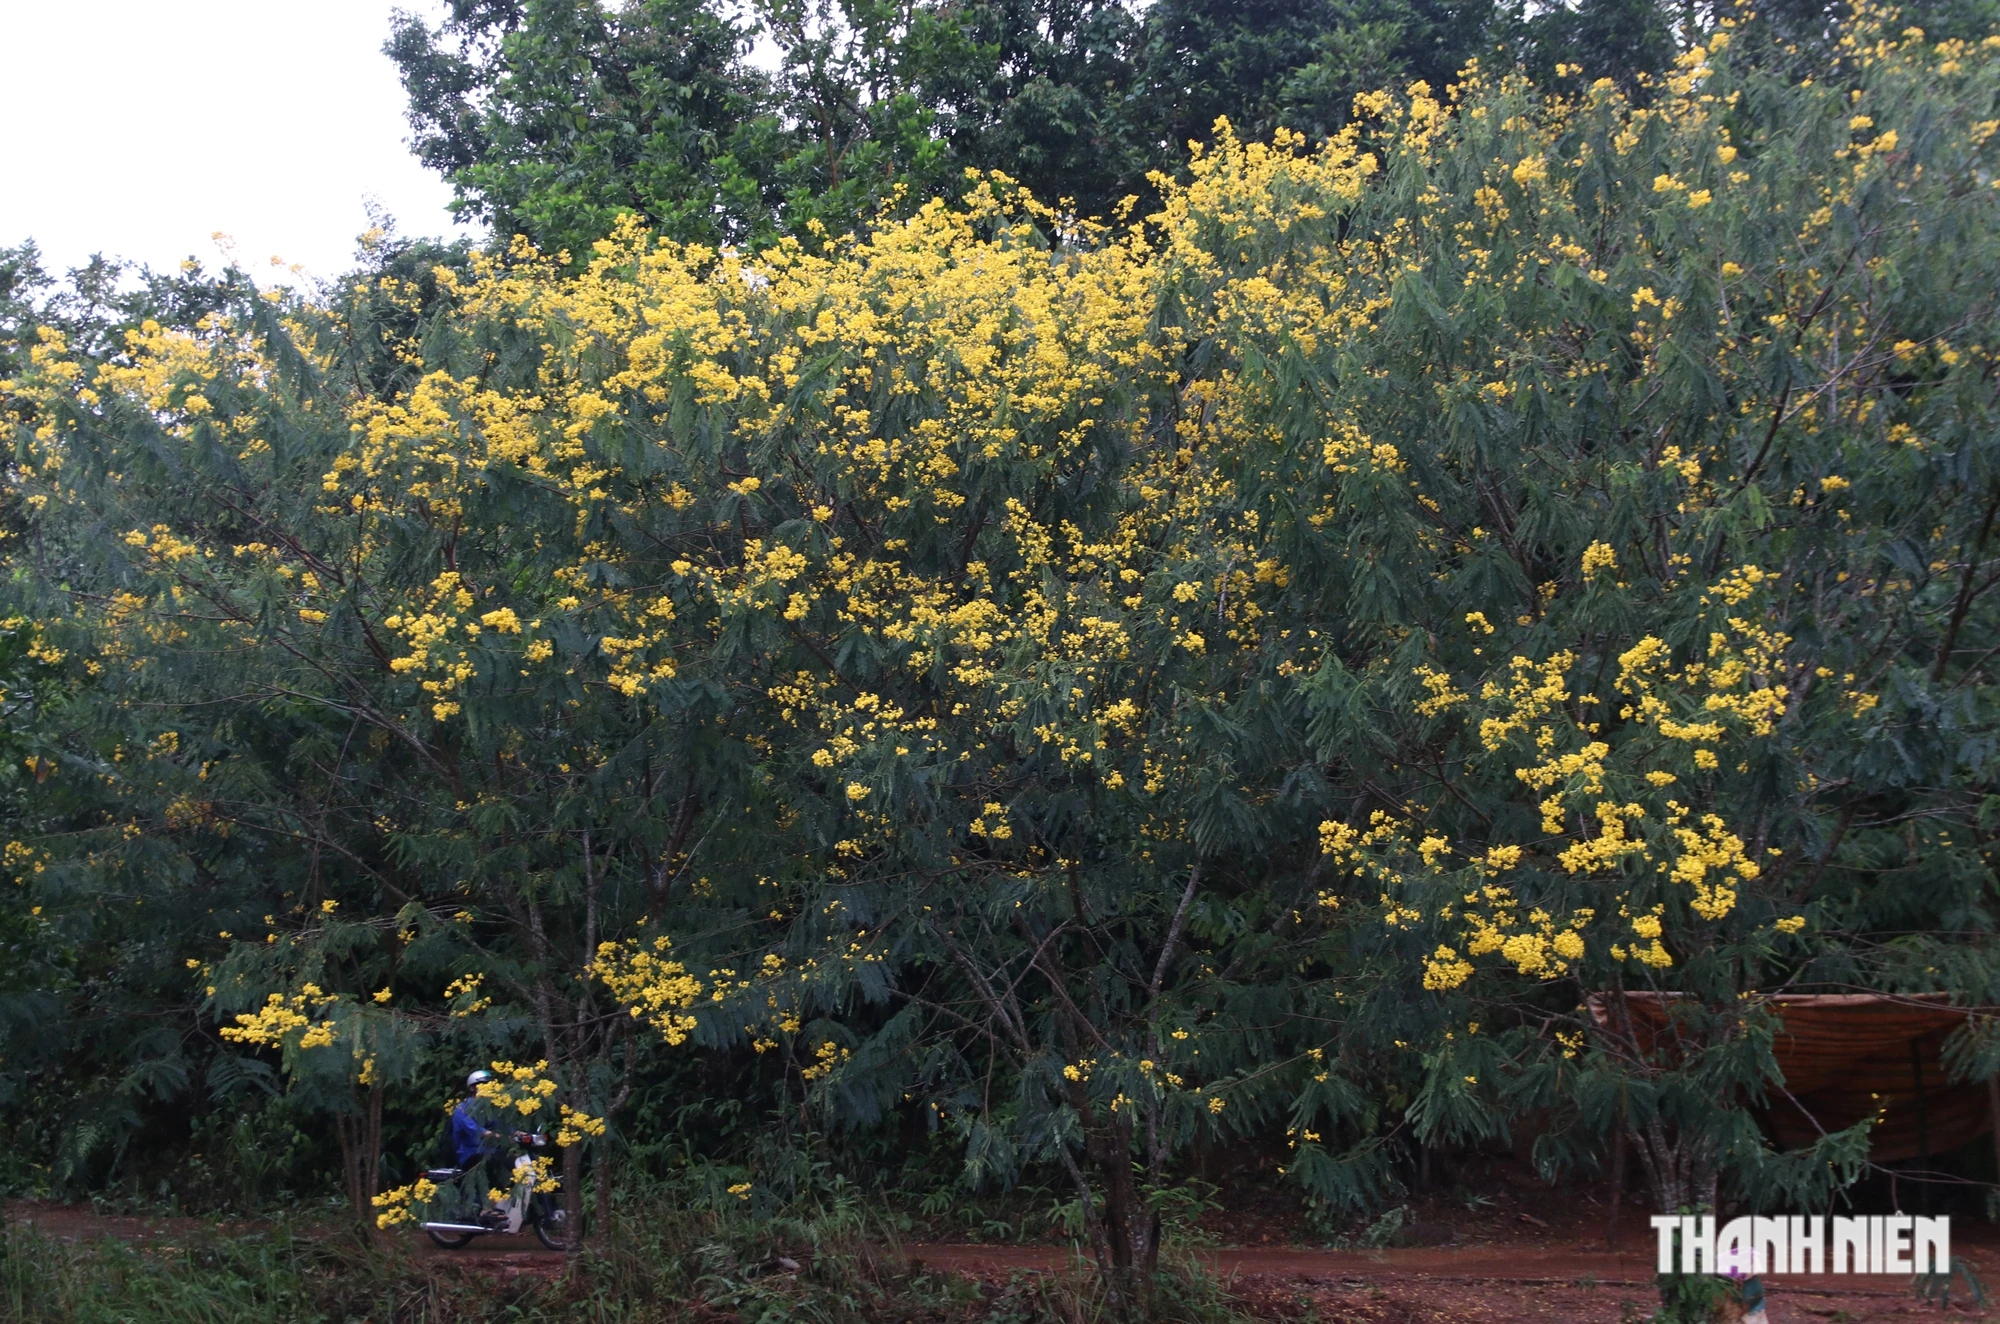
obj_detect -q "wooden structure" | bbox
[1589,992,1996,1163]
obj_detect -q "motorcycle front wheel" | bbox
[426,1228,477,1250]
[533,1200,574,1251]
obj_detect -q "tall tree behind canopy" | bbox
[1132,0,1491,151]
[897,0,1145,216]
[382,0,2000,261]
[387,0,767,251]
[386,0,1509,257]
[1506,0,2000,91]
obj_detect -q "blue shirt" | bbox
[451,1098,496,1166]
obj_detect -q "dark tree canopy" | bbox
[387,0,1509,255]
[390,0,2000,263]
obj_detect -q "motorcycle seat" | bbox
[423,1167,465,1182]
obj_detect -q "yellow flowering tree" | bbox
[211,974,423,1228]
[3,238,780,1236]
[1245,16,2000,1212]
[8,6,2000,1302]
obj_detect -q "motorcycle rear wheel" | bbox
[426,1228,477,1250]
[533,1204,574,1251]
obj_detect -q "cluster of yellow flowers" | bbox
[218,986,341,1051]
[1319,548,1818,988]
[589,937,706,1046]
[370,1175,439,1229]
[474,1060,605,1147]
[474,1059,559,1111]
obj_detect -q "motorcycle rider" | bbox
[451,1069,512,1228]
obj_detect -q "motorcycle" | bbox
[418,1130,574,1251]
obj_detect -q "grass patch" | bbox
[0,1208,1259,1323]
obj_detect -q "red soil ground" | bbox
[11,1197,1998,1321]
[912,1238,1996,1322]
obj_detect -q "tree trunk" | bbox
[335,1112,362,1227]
[364,1082,385,1222]
[1090,1115,1158,1320]
[594,1139,612,1243]
[334,1095,383,1240]
[1597,986,1719,1218]
[562,1140,585,1254]
[1630,1113,1716,1215]
[1606,1110,1626,1246]
[1054,1140,1114,1287]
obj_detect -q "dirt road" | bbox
[910,1238,1998,1322]
[11,1200,1996,1321]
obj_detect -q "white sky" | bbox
[2,0,477,285]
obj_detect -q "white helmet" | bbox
[466,1069,493,1090]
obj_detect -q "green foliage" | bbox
[385,0,1505,257]
[1649,1265,1726,1324]
[0,1191,1257,1324]
[1134,0,1490,146]
[1,1226,341,1324]
[389,0,776,251]
[390,0,2000,267]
